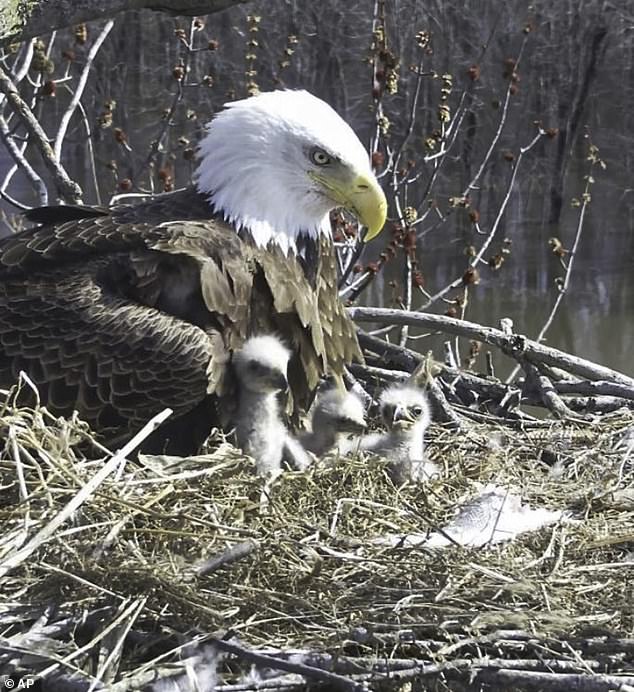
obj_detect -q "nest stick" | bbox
[350,307,634,388]
[0,408,172,579]
[213,638,366,691]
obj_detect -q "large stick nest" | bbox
[0,380,632,691]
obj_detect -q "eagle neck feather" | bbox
[196,178,332,256]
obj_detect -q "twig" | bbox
[53,20,114,162]
[76,100,101,205]
[358,329,539,416]
[422,128,545,309]
[9,39,34,85]
[444,341,459,369]
[343,367,373,407]
[534,180,591,340]
[377,630,634,658]
[357,330,421,372]
[390,657,608,677]
[391,58,425,179]
[215,675,306,691]
[0,112,47,203]
[349,307,634,388]
[507,154,596,384]
[132,18,196,184]
[0,186,32,209]
[196,539,259,577]
[0,64,82,202]
[522,360,585,420]
[425,375,464,428]
[212,638,365,691]
[0,408,173,579]
[463,34,530,198]
[348,363,409,384]
[88,597,147,692]
[358,331,514,402]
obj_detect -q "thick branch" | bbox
[522,359,584,420]
[0,0,249,46]
[357,330,422,372]
[555,379,634,400]
[349,307,634,388]
[0,65,82,202]
[475,668,634,691]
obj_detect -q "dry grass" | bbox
[0,379,632,690]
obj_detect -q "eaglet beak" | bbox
[391,405,414,429]
[312,166,387,241]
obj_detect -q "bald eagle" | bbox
[0,90,386,453]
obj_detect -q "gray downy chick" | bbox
[232,335,297,479]
[301,388,367,457]
[358,384,437,484]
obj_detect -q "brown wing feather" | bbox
[0,188,362,452]
[255,246,326,408]
[0,203,245,451]
[0,264,217,435]
[317,235,363,381]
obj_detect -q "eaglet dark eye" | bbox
[310,148,332,166]
[412,406,423,416]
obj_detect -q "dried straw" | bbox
[0,381,632,690]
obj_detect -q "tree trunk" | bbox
[0,0,249,46]
[548,25,608,224]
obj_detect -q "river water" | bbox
[364,169,633,379]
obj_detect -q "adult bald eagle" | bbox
[0,90,387,453]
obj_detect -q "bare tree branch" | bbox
[505,143,599,385]
[0,64,82,202]
[53,19,114,162]
[0,111,47,203]
[349,306,634,388]
[212,638,365,692]
[522,359,585,420]
[422,128,545,310]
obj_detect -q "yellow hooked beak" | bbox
[310,166,387,241]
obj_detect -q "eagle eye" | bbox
[310,148,332,166]
[412,406,423,417]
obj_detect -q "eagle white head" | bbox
[195,90,387,254]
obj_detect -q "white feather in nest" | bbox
[148,645,219,692]
[375,484,570,549]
